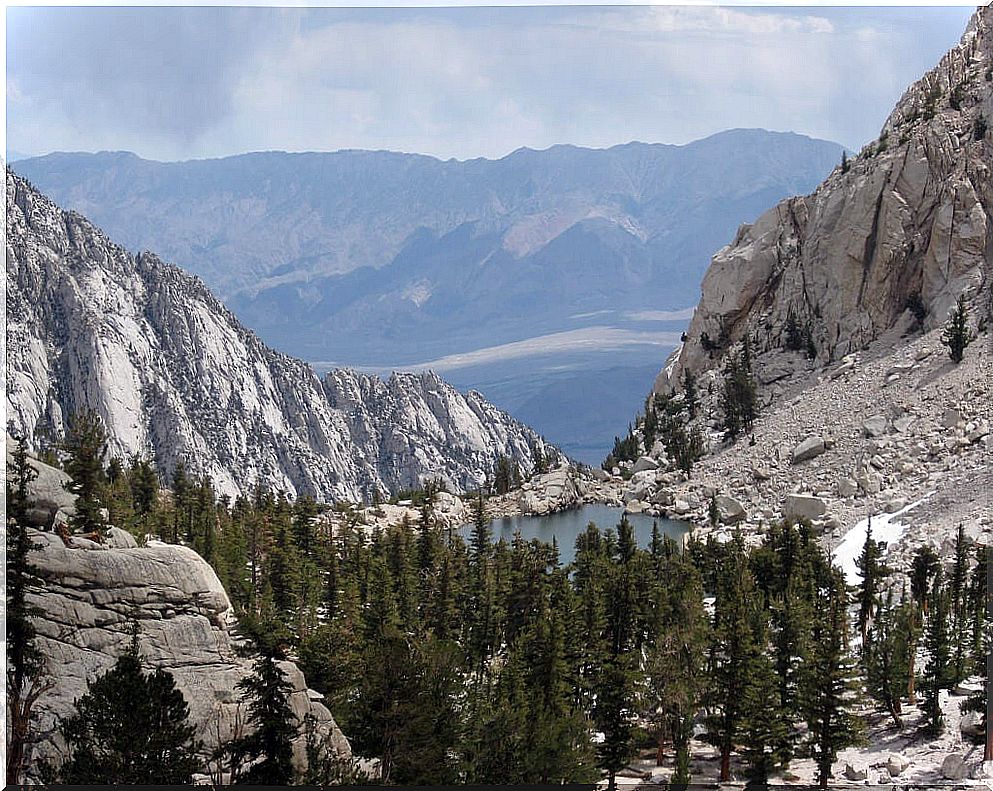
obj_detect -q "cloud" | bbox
[6,6,974,161]
[7,7,299,156]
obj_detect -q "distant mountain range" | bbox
[14,129,843,362]
[14,129,844,461]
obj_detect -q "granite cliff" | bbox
[9,445,349,782]
[661,6,993,391]
[6,171,553,502]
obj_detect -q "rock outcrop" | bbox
[659,5,993,392]
[27,529,349,781]
[6,171,554,502]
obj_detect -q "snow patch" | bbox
[833,494,931,587]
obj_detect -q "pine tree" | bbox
[920,571,952,736]
[803,571,863,789]
[865,589,911,727]
[720,342,758,441]
[469,489,491,568]
[170,460,191,544]
[682,368,698,419]
[707,541,756,781]
[6,435,51,784]
[129,455,158,519]
[940,294,972,363]
[231,651,297,785]
[908,545,940,703]
[46,627,201,783]
[594,657,636,791]
[643,551,708,777]
[949,524,972,684]
[960,544,990,759]
[740,607,790,782]
[856,518,889,647]
[61,409,109,534]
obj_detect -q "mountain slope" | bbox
[622,7,993,549]
[6,171,552,501]
[661,10,992,390]
[14,130,843,363]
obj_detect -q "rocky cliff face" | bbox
[6,171,552,501]
[9,448,349,782]
[661,6,993,391]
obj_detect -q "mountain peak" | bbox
[661,3,992,392]
[6,170,556,501]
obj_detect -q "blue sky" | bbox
[7,5,974,161]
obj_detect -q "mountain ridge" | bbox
[660,4,993,393]
[14,129,844,369]
[6,170,554,502]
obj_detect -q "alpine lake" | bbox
[466,503,690,566]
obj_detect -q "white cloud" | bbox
[6,6,975,161]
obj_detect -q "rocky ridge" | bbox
[603,14,993,780]
[634,5,993,551]
[10,448,348,783]
[6,171,553,502]
[617,328,991,558]
[661,5,993,389]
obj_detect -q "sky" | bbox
[6,5,976,162]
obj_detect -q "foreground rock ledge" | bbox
[24,528,350,780]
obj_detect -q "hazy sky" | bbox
[7,5,974,162]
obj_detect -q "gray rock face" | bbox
[785,494,828,521]
[941,753,969,781]
[659,6,993,392]
[517,464,585,515]
[632,456,659,474]
[886,753,910,777]
[837,478,859,498]
[844,761,870,781]
[714,494,746,523]
[862,415,888,438]
[791,436,826,464]
[6,172,553,502]
[960,711,984,739]
[25,528,349,780]
[6,436,77,527]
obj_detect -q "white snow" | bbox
[833,494,931,587]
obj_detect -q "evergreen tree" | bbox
[594,657,636,791]
[61,409,109,533]
[129,455,158,519]
[940,294,972,363]
[493,455,522,494]
[910,545,941,615]
[907,545,940,703]
[6,435,51,784]
[171,460,191,544]
[232,651,297,785]
[47,628,201,784]
[682,368,698,419]
[960,546,990,759]
[803,570,863,789]
[707,540,756,781]
[856,518,889,647]
[949,524,972,683]
[720,342,758,441]
[865,589,911,727]
[967,545,990,677]
[740,607,790,782]
[643,551,708,778]
[920,571,952,737]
